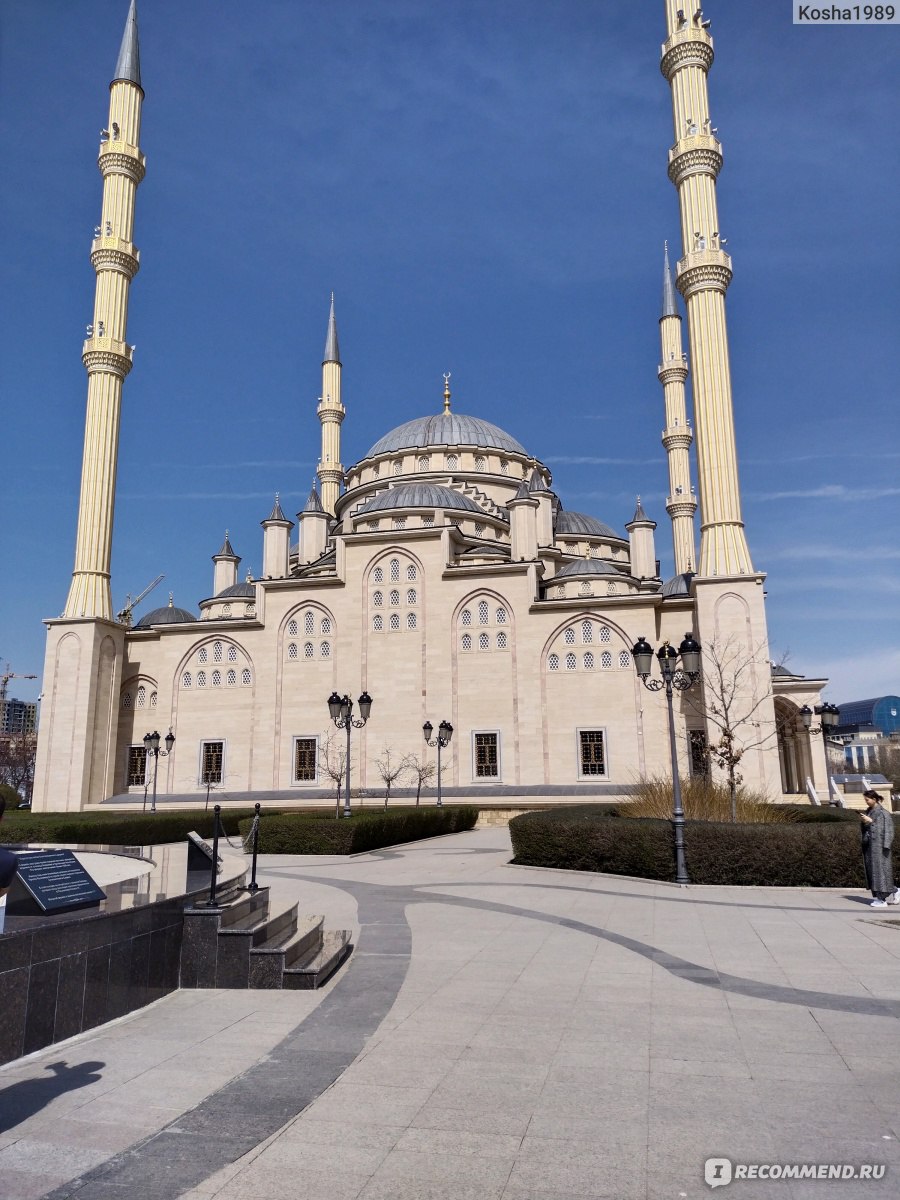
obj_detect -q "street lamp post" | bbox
[631,633,702,886]
[327,691,373,818]
[142,728,175,814]
[423,720,453,807]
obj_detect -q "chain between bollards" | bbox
[207,804,222,906]
[247,802,261,893]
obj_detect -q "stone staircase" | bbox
[180,883,351,990]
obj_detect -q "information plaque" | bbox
[186,831,222,874]
[6,849,106,915]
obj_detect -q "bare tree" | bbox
[374,746,409,809]
[685,636,779,822]
[405,754,437,806]
[0,733,38,805]
[320,730,347,818]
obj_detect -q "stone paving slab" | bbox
[1,826,900,1199]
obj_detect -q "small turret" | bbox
[625,497,658,581]
[212,530,240,594]
[298,482,329,564]
[507,478,539,562]
[260,494,293,579]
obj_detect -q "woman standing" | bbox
[860,790,898,908]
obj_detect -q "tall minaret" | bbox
[63,0,144,619]
[317,295,344,516]
[658,243,697,575]
[661,2,752,577]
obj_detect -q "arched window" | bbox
[392,516,406,530]
[564,628,575,645]
[321,641,331,658]
[461,609,472,626]
[619,650,631,669]
[591,545,601,559]
[321,617,331,634]
[392,460,402,476]
[213,641,223,662]
[583,652,594,670]
[149,691,157,708]
[373,591,383,606]
[580,582,591,596]
[566,653,576,671]
[373,567,384,583]
[368,520,380,530]
[212,670,221,687]
[390,613,400,631]
[607,582,618,595]
[478,600,489,624]
[474,455,486,472]
[373,614,383,631]
[418,455,430,472]
[496,607,507,624]
[500,460,509,476]
[304,611,314,634]
[446,454,458,470]
[288,642,298,660]
[407,588,417,604]
[582,621,593,643]
[390,589,400,606]
[242,669,251,685]
[223,603,232,616]
[407,612,417,630]
[182,673,191,688]
[423,515,435,527]
[288,620,298,636]
[600,626,611,642]
[474,523,485,536]
[497,631,507,649]
[407,564,417,580]
[137,685,146,707]
[548,653,559,671]
[304,642,314,659]
[122,692,132,708]
[245,604,255,617]
[228,646,237,662]
[199,646,208,663]
[462,633,472,651]
[555,585,565,598]
[226,669,237,686]
[601,651,612,669]
[372,463,380,478]
[479,632,490,650]
[390,559,400,581]
[197,671,207,687]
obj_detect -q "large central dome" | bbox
[366,412,527,458]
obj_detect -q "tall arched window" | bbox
[600,626,611,642]
[390,590,400,606]
[497,631,507,649]
[407,613,417,630]
[479,632,489,650]
[321,617,331,634]
[582,621,593,643]
[548,654,559,671]
[474,455,486,472]
[199,646,208,663]
[197,671,207,687]
[373,567,383,583]
[496,607,507,624]
[122,692,132,708]
[242,669,252,685]
[226,669,237,686]
[228,646,237,662]
[373,591,383,606]
[446,454,458,470]
[321,642,331,658]
[583,652,594,670]
[373,614,383,631]
[601,651,612,669]
[566,653,576,671]
[390,613,400,630]
[478,600,489,624]
[392,460,402,476]
[288,642,298,659]
[461,609,472,626]
[182,673,191,688]
[213,641,223,662]
[407,588,417,604]
[418,455,430,471]
[407,564,417,580]
[619,650,631,668]
[564,628,575,645]
[390,559,400,581]
[461,633,472,651]
[212,670,221,687]
[137,685,146,707]
[304,611,315,633]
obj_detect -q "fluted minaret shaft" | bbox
[659,247,697,575]
[317,295,345,516]
[661,1,753,577]
[64,2,144,619]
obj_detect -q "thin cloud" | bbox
[762,544,900,562]
[752,484,900,502]
[120,492,304,502]
[544,455,663,466]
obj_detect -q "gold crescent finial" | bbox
[442,372,451,413]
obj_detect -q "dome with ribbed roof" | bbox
[552,558,622,579]
[661,572,695,598]
[556,509,620,539]
[135,602,197,629]
[366,413,527,457]
[356,484,485,515]
[216,582,256,599]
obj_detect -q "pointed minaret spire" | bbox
[113,0,142,90]
[661,241,678,317]
[317,295,345,516]
[442,372,452,413]
[323,292,341,365]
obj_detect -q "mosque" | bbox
[32,2,830,811]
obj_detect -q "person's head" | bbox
[863,789,882,809]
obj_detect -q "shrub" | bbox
[0,784,22,808]
[509,806,899,887]
[0,808,270,847]
[625,774,788,823]
[239,805,479,855]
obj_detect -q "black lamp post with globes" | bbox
[422,720,453,807]
[327,691,373,818]
[142,728,175,814]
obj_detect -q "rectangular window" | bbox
[127,745,147,787]
[294,736,318,783]
[474,732,499,779]
[200,740,224,785]
[579,729,606,777]
[688,729,709,778]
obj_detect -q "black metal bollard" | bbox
[247,802,261,893]
[208,804,222,906]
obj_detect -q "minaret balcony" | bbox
[98,140,146,183]
[658,362,688,385]
[90,237,140,278]
[666,496,698,517]
[668,134,723,185]
[660,29,714,79]
[82,337,134,378]
[662,426,693,450]
[676,249,733,299]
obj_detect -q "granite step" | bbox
[248,915,324,989]
[282,930,352,990]
[217,887,270,930]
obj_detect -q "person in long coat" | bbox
[860,790,897,908]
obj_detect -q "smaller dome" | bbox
[135,603,197,629]
[556,510,619,539]
[552,558,622,579]
[459,544,509,559]
[356,483,485,516]
[661,571,695,598]
[367,412,527,457]
[216,582,256,599]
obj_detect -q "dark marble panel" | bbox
[54,952,88,1043]
[0,931,33,973]
[23,958,60,1056]
[214,934,251,989]
[83,944,111,1030]
[0,966,30,1064]
[106,940,133,1020]
[128,933,151,1010]
[29,924,67,965]
[248,952,284,990]
[180,912,219,988]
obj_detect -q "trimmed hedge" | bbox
[509,806,900,887]
[0,808,269,847]
[238,805,479,855]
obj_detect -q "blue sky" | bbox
[1,1,898,708]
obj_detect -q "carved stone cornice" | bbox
[98,143,146,184]
[90,242,140,279]
[662,429,693,450]
[660,33,714,80]
[657,363,688,385]
[82,339,133,378]
[666,498,698,518]
[676,250,733,299]
[668,140,723,186]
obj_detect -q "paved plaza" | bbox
[1,825,899,1200]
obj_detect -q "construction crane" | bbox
[116,574,165,627]
[1,665,38,704]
